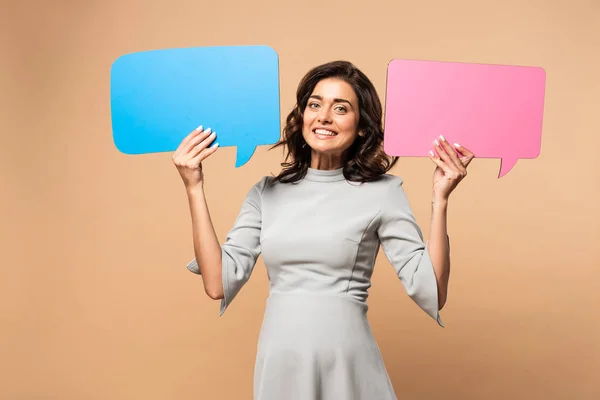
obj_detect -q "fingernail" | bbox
[434,139,440,146]
[205,128,211,134]
[211,142,219,148]
[440,134,446,141]
[195,125,203,131]
[429,150,435,157]
[454,142,461,148]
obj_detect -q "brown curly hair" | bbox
[270,60,398,184]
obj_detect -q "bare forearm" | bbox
[428,199,450,309]
[187,185,224,299]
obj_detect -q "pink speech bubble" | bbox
[383,59,546,178]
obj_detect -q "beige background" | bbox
[2,0,599,398]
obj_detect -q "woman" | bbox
[173,60,474,399]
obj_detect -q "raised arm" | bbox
[185,177,266,315]
[427,199,450,309]
[427,135,475,309]
[186,185,224,299]
[172,126,223,299]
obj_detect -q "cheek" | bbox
[302,114,317,134]
[338,116,359,135]
[303,112,316,126]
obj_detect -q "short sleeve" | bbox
[186,177,267,315]
[376,176,444,327]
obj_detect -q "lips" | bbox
[313,128,338,136]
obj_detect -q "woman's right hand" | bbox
[172,126,219,190]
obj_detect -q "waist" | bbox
[258,292,373,350]
[267,291,368,311]
[262,292,369,332]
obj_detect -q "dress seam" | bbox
[377,177,397,265]
[346,209,382,294]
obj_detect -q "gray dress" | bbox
[186,167,443,400]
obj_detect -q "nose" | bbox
[317,107,332,123]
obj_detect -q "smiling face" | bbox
[301,78,361,169]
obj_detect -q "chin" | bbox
[311,142,347,155]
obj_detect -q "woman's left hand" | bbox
[429,135,475,202]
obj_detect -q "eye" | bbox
[308,102,320,109]
[335,105,347,113]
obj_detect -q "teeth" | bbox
[315,129,337,136]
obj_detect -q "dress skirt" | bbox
[253,292,398,400]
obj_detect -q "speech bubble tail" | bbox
[498,158,518,178]
[235,146,257,168]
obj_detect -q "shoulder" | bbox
[248,175,283,196]
[338,174,407,213]
[352,173,404,193]
[376,173,404,187]
[358,174,411,213]
[238,176,274,211]
[246,176,271,196]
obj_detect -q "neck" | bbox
[310,152,344,170]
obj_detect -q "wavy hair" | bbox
[270,60,398,183]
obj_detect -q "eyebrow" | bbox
[309,95,354,108]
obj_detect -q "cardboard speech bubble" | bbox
[110,45,281,167]
[383,59,546,177]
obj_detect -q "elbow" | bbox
[205,286,224,300]
[438,293,447,310]
[196,259,224,300]
[435,275,449,311]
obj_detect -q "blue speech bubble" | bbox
[110,45,281,167]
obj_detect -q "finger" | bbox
[439,135,466,173]
[429,149,453,174]
[181,125,206,147]
[431,142,466,182]
[190,141,220,165]
[179,128,212,159]
[433,138,455,171]
[174,125,206,156]
[184,128,214,153]
[452,142,475,167]
[188,131,217,158]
